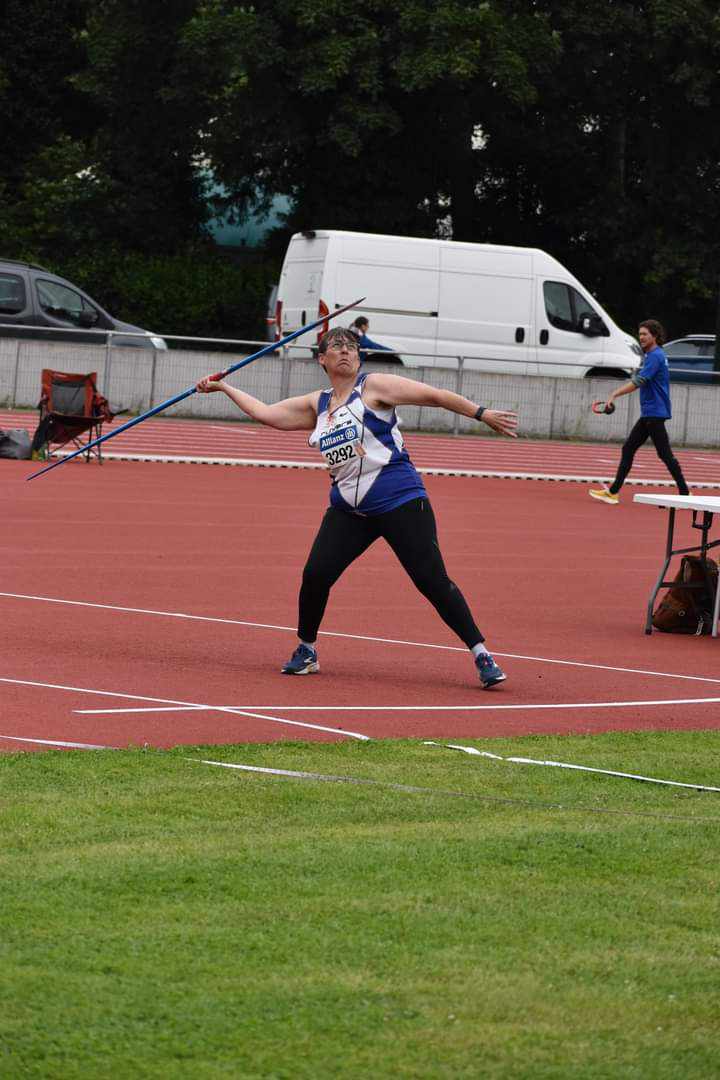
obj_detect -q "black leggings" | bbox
[297,497,484,648]
[609,417,689,495]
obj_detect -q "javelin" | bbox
[26,297,365,481]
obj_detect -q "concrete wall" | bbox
[1,338,718,448]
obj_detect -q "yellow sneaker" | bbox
[589,486,619,505]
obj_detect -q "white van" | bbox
[276,230,642,378]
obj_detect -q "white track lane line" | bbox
[75,706,205,714]
[45,457,720,484]
[72,697,720,713]
[0,677,369,741]
[2,591,720,686]
[0,734,116,749]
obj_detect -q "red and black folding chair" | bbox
[32,370,114,464]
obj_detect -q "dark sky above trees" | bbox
[2,0,720,336]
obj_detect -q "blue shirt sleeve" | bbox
[634,346,663,385]
[359,333,392,352]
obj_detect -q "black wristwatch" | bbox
[474,406,485,421]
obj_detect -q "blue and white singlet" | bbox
[309,372,427,515]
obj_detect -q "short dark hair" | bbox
[318,327,360,354]
[352,316,368,330]
[639,319,665,345]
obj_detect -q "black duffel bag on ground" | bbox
[0,428,31,460]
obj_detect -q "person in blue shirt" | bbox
[350,316,399,363]
[589,319,689,505]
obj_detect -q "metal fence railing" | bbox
[1,326,719,448]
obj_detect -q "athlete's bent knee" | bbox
[303,560,341,595]
[414,574,454,603]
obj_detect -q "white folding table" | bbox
[633,493,720,637]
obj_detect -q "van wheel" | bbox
[585,368,629,380]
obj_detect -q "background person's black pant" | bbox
[298,497,484,648]
[609,417,689,495]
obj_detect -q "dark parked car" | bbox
[0,259,166,348]
[665,335,718,384]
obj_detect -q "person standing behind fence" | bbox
[589,319,689,505]
[350,316,398,362]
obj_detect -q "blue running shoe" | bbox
[475,652,506,689]
[281,643,319,675]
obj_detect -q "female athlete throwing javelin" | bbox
[197,327,518,688]
[589,319,689,505]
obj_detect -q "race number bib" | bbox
[319,424,363,468]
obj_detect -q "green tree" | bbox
[1,136,120,261]
[1,0,213,260]
[0,0,92,200]
[75,0,211,252]
[180,0,558,239]
[473,0,720,333]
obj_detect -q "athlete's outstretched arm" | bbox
[363,372,518,438]
[196,377,318,431]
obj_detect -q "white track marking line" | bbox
[73,704,368,739]
[211,708,369,740]
[0,677,368,741]
[75,706,206,714]
[425,742,720,792]
[2,591,720,686]
[496,651,720,685]
[0,733,115,749]
[195,760,382,782]
[191,759,482,797]
[0,591,301,633]
[190,761,720,821]
[74,697,720,713]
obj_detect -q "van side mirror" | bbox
[580,313,605,337]
[77,310,99,328]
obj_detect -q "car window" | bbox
[665,340,703,357]
[699,342,716,357]
[543,281,599,332]
[35,278,99,326]
[0,273,27,314]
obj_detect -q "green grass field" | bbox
[2,732,719,1079]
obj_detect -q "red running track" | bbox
[3,459,720,751]
[4,409,720,485]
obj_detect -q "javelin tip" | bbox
[334,296,366,315]
[26,459,61,481]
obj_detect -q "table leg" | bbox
[645,508,676,635]
[713,531,720,639]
